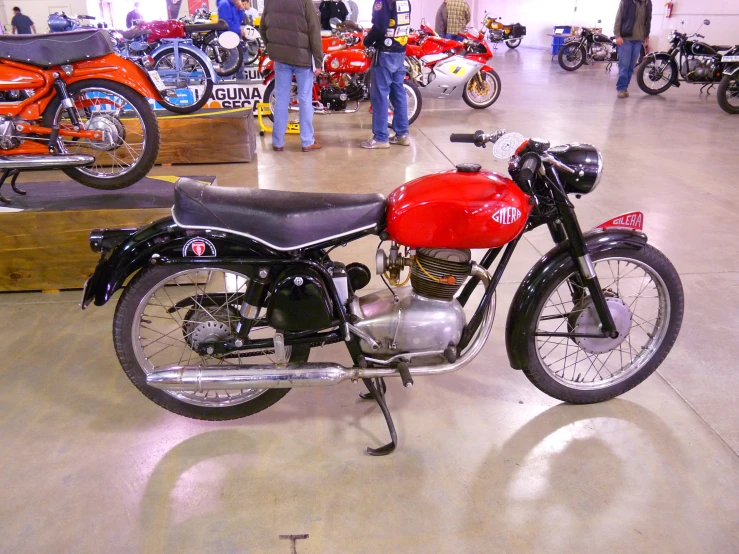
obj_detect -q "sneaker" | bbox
[361,139,390,149]
[389,134,411,146]
[617,91,628,99]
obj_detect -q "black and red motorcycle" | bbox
[82,129,684,455]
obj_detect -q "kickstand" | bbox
[700,83,714,96]
[9,169,25,196]
[362,378,397,456]
[359,377,386,400]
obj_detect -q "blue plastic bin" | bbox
[551,26,572,55]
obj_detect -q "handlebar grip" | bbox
[519,155,540,182]
[450,134,477,143]
[697,34,705,38]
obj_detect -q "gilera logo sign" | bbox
[492,206,522,225]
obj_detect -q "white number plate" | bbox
[722,55,739,62]
[148,70,167,92]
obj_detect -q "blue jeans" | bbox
[617,40,643,92]
[273,61,315,148]
[371,51,409,143]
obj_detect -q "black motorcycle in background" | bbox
[559,22,645,72]
[718,46,739,114]
[637,20,738,114]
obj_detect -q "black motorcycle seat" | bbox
[173,178,387,251]
[0,30,113,67]
[185,21,230,34]
[715,45,733,51]
[118,28,153,40]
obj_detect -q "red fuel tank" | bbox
[386,169,531,249]
[420,36,461,56]
[140,20,187,43]
[324,49,371,73]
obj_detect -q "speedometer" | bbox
[493,132,526,159]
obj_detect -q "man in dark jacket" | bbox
[614,0,652,98]
[361,0,412,149]
[319,0,348,31]
[260,0,323,152]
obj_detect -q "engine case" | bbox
[350,288,466,356]
[320,86,348,111]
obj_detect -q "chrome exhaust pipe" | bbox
[146,264,494,392]
[0,154,95,169]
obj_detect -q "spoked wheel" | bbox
[389,79,423,126]
[717,74,739,114]
[113,265,310,420]
[244,39,261,67]
[42,80,160,190]
[506,39,522,49]
[152,47,213,113]
[462,70,502,109]
[263,80,300,124]
[558,43,586,71]
[203,33,244,77]
[521,246,684,404]
[636,57,676,95]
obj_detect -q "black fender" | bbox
[723,64,739,77]
[505,229,648,370]
[82,216,284,308]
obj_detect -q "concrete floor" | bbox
[1,49,738,553]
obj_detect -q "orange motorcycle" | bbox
[0,30,162,202]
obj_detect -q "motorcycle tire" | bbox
[518,245,684,404]
[402,77,423,126]
[717,74,739,114]
[152,47,214,114]
[113,264,310,421]
[203,33,245,77]
[41,79,160,190]
[462,70,502,109]
[263,79,297,124]
[244,39,261,67]
[636,55,677,95]
[506,39,522,49]
[558,43,586,71]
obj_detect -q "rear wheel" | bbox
[244,39,261,67]
[717,73,739,114]
[42,79,160,190]
[389,78,423,126]
[152,47,213,114]
[636,56,676,95]
[113,265,310,420]
[558,43,586,71]
[506,39,522,49]
[203,33,244,77]
[462,70,502,109]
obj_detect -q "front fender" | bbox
[505,229,648,370]
[82,216,279,308]
[723,64,739,77]
[150,41,219,82]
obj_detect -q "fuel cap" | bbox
[456,163,482,173]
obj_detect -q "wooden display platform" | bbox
[0,176,216,293]
[154,108,258,165]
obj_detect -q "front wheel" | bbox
[636,56,676,95]
[462,70,502,109]
[113,265,310,420]
[152,46,214,114]
[42,79,160,190]
[520,245,684,404]
[559,43,586,71]
[506,39,522,49]
[203,33,244,77]
[717,73,739,114]
[263,79,300,124]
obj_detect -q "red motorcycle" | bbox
[259,23,422,124]
[406,23,501,109]
[83,128,683,455]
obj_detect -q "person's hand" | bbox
[314,67,322,76]
[615,37,624,46]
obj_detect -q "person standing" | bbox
[218,0,246,79]
[345,0,359,23]
[11,7,35,35]
[614,0,652,98]
[126,3,142,28]
[435,0,448,37]
[445,0,469,40]
[361,0,412,149]
[319,0,348,31]
[260,0,323,152]
[243,0,259,25]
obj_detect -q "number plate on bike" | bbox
[148,71,167,92]
[722,55,739,62]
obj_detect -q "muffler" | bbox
[0,154,95,169]
[145,264,495,393]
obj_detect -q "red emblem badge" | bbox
[191,241,206,256]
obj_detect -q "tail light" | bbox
[141,55,155,70]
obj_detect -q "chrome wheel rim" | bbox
[154,52,208,107]
[466,72,498,106]
[53,86,147,180]
[644,60,674,90]
[562,44,583,67]
[132,268,292,408]
[535,257,671,391]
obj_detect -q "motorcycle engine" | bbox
[348,246,472,357]
[681,57,716,82]
[591,44,611,61]
[489,30,504,42]
[320,86,348,111]
[343,75,367,101]
[0,120,19,150]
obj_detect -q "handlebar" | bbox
[450,130,503,147]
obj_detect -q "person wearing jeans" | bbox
[614,0,652,98]
[260,0,323,151]
[362,0,412,149]
[272,61,316,150]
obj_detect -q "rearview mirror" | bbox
[598,19,602,24]
[704,19,711,26]
[329,17,341,29]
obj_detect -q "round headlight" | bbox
[549,143,603,195]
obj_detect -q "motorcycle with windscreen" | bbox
[82,129,684,455]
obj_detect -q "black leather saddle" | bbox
[0,30,113,67]
[173,179,386,251]
[185,21,230,34]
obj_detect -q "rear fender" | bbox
[82,216,280,308]
[505,229,648,370]
[68,54,161,99]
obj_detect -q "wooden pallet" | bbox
[0,176,216,292]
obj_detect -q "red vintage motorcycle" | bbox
[259,23,422,124]
[0,29,161,201]
[82,128,683,455]
[406,23,501,108]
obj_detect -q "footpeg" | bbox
[397,362,414,388]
